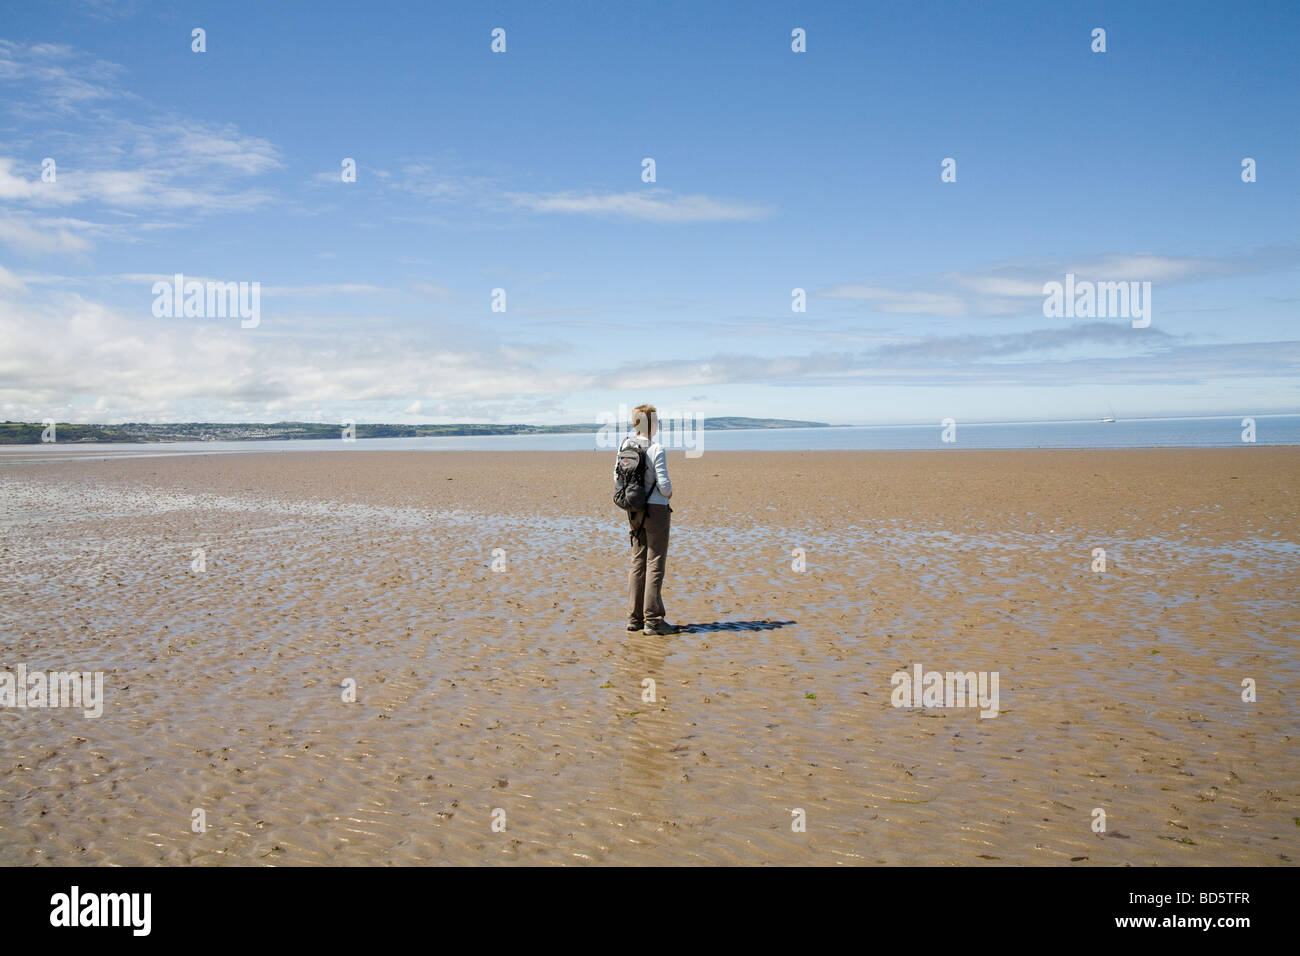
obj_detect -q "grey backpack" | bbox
[613,437,656,542]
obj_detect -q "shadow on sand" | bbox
[675,619,796,635]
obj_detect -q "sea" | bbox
[1,415,1297,463]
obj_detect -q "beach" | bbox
[1,447,1296,865]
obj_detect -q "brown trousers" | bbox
[627,503,671,624]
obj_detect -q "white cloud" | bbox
[0,39,283,224]
[259,283,391,297]
[174,127,280,176]
[0,264,29,294]
[0,39,127,112]
[0,150,279,213]
[0,283,593,420]
[822,284,969,317]
[0,216,93,254]
[953,275,1046,298]
[408,281,451,299]
[1,274,1296,421]
[823,249,1300,319]
[506,189,772,222]
[0,158,52,200]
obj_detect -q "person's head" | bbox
[631,404,657,438]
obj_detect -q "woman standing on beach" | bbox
[621,405,678,635]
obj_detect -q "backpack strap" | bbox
[640,436,657,497]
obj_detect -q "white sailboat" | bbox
[1100,404,1116,423]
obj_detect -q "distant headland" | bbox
[0,417,830,444]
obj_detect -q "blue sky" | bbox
[0,0,1296,426]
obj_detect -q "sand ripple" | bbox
[1,449,1296,864]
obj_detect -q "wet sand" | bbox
[1,447,1297,865]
